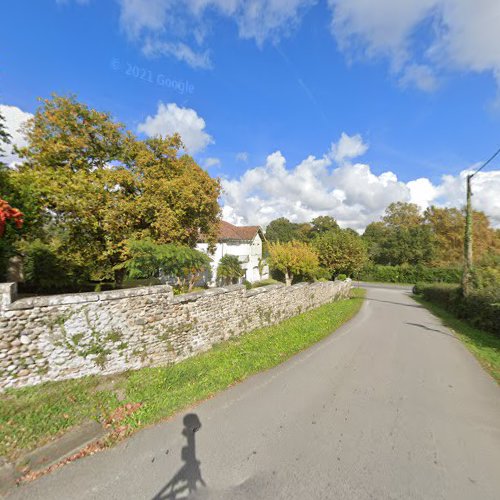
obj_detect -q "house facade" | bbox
[197,221,269,286]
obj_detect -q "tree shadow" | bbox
[152,413,206,500]
[405,322,457,339]
[365,297,424,309]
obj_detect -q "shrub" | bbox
[336,274,347,281]
[414,283,500,337]
[21,240,77,292]
[360,264,461,284]
[124,239,211,291]
[314,267,332,281]
[217,254,244,286]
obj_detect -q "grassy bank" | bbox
[414,296,500,383]
[0,289,365,461]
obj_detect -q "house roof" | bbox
[218,221,260,242]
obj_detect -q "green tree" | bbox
[268,241,319,286]
[217,254,244,285]
[124,239,211,291]
[14,94,221,285]
[367,202,434,266]
[310,216,339,236]
[383,202,423,228]
[265,217,310,242]
[313,230,368,277]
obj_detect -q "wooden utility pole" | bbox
[461,146,500,297]
[462,174,473,296]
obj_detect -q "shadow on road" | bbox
[365,297,424,309]
[406,322,456,339]
[152,413,206,500]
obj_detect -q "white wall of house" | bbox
[197,233,269,286]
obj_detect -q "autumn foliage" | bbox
[0,198,23,237]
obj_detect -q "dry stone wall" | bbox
[0,280,351,390]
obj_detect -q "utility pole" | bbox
[461,146,500,297]
[461,174,473,296]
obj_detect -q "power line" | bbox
[471,145,500,177]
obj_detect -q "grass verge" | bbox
[413,295,500,383]
[0,289,365,461]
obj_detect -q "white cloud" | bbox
[407,177,439,208]
[236,151,248,162]
[435,169,500,226]
[328,0,500,93]
[221,132,500,230]
[137,102,213,154]
[329,132,368,164]
[203,157,220,168]
[399,64,439,92]
[117,0,315,68]
[0,104,33,167]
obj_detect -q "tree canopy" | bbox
[313,229,368,277]
[124,239,211,292]
[268,241,319,286]
[9,94,221,284]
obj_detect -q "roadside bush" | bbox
[21,240,77,292]
[314,267,332,281]
[414,283,500,337]
[360,264,461,284]
[336,273,347,281]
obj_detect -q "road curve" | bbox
[8,287,500,499]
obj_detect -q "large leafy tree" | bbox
[265,217,311,243]
[424,207,463,266]
[268,241,319,286]
[366,202,434,266]
[313,229,368,277]
[13,95,221,283]
[309,216,339,237]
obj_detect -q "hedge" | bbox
[413,283,500,337]
[359,264,461,284]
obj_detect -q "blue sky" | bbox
[1,0,500,229]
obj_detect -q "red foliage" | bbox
[0,198,23,237]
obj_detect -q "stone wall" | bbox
[0,280,351,390]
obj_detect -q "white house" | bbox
[197,221,269,286]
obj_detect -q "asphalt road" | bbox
[9,286,500,499]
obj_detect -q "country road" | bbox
[8,286,500,500]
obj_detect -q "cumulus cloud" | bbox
[328,0,500,93]
[117,0,315,68]
[329,132,368,164]
[221,133,500,230]
[138,102,213,154]
[0,104,33,167]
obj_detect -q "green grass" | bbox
[0,289,365,461]
[414,296,500,383]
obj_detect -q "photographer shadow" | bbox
[152,413,206,500]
